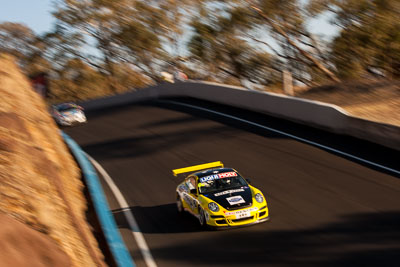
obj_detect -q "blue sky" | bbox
[0,0,55,35]
[1,0,339,39]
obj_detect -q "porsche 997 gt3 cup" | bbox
[174,161,269,228]
[51,103,87,126]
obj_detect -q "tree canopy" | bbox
[308,0,400,79]
[1,0,398,102]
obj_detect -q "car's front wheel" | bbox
[199,209,207,228]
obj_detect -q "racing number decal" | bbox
[182,176,199,213]
[183,193,198,212]
[183,193,192,209]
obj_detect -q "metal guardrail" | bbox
[62,132,135,267]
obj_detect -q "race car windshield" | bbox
[59,108,76,112]
[198,175,247,194]
[56,104,82,111]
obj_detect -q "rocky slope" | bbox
[0,54,106,266]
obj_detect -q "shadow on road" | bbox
[81,124,236,161]
[112,203,204,233]
[113,208,400,266]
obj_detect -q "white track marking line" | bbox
[86,153,158,267]
[160,100,400,176]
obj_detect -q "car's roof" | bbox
[194,167,236,178]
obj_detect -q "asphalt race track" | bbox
[65,98,400,267]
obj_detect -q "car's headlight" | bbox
[208,202,219,212]
[255,193,264,203]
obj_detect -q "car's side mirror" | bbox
[190,189,197,195]
[246,178,251,184]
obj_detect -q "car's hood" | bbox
[203,186,253,210]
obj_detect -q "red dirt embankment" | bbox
[297,80,400,127]
[0,54,106,266]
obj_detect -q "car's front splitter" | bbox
[206,216,270,230]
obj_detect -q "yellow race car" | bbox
[174,161,269,228]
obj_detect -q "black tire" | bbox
[199,209,207,228]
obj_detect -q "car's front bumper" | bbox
[57,116,87,126]
[205,206,269,228]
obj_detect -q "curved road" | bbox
[65,99,400,267]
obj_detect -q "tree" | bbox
[308,0,400,79]
[187,0,340,87]
[53,0,199,84]
[53,0,138,91]
[247,0,340,83]
[49,57,151,103]
[0,22,54,78]
[151,0,200,62]
[0,22,35,60]
[112,16,164,82]
[188,3,280,86]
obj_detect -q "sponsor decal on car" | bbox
[218,172,237,178]
[199,172,238,183]
[214,188,245,196]
[226,195,246,205]
[199,174,219,183]
[183,193,197,210]
[178,184,187,193]
[224,207,258,218]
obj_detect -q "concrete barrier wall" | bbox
[346,116,400,149]
[81,82,400,150]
